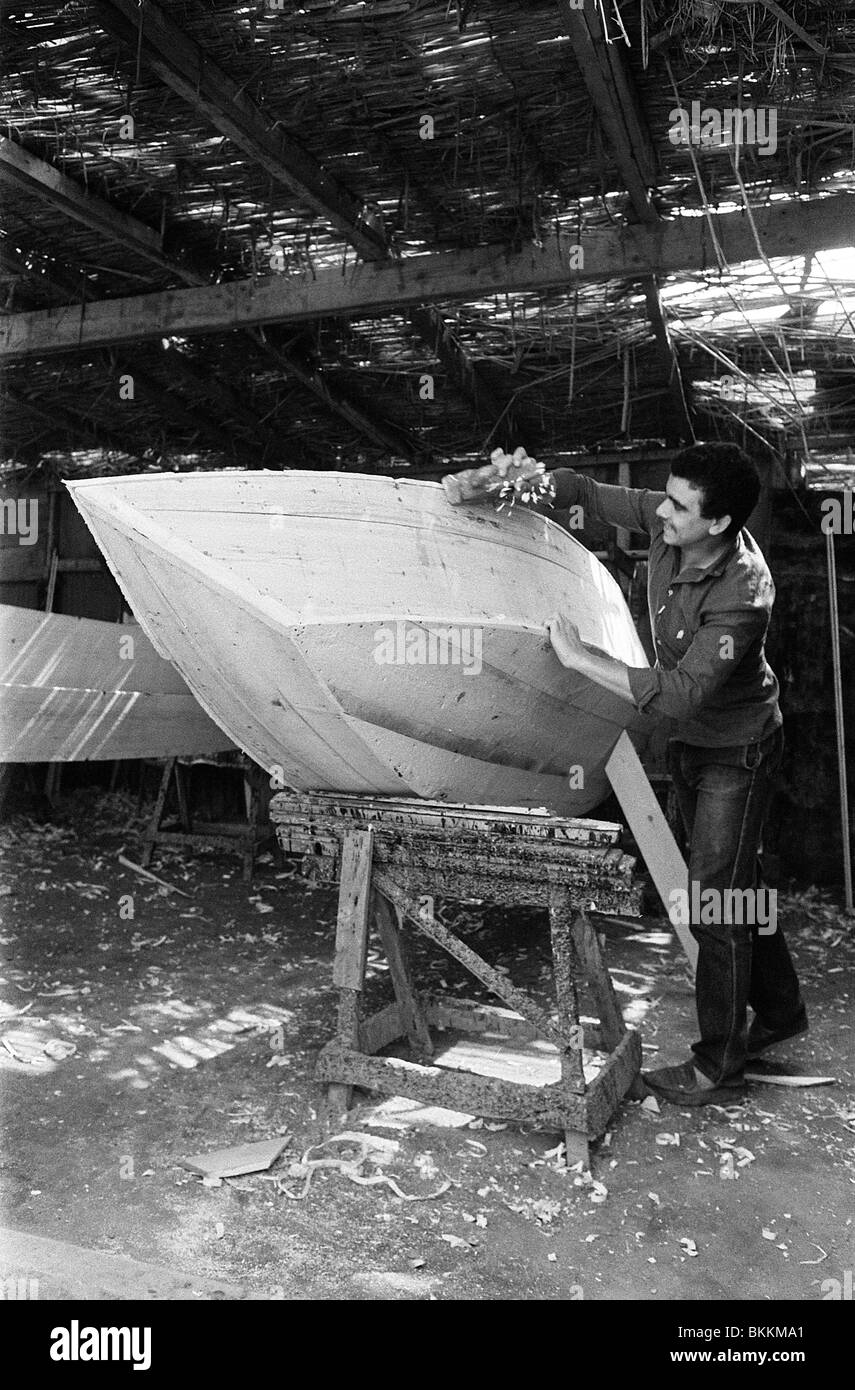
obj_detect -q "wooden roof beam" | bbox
[0,136,202,285]
[94,0,387,262]
[2,196,850,360]
[7,388,143,462]
[254,331,429,463]
[407,306,515,438]
[560,2,658,224]
[559,2,692,442]
[90,0,429,459]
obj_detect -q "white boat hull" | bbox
[65,471,650,814]
[0,604,235,762]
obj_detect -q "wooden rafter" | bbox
[124,365,261,467]
[253,330,430,462]
[0,241,88,302]
[94,0,490,451]
[407,306,515,438]
[94,0,387,262]
[559,1,693,442]
[0,137,423,464]
[0,136,200,284]
[87,2,428,461]
[6,388,142,461]
[2,196,851,360]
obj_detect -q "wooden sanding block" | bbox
[441,462,503,505]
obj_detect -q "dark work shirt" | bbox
[551,469,782,748]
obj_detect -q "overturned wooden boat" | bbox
[0,604,234,762]
[64,471,649,815]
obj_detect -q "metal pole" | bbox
[826,525,854,913]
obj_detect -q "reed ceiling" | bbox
[1,0,854,484]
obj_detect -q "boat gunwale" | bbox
[64,473,647,666]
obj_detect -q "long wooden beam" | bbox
[560,3,658,221]
[2,196,850,360]
[89,1,428,458]
[0,144,421,459]
[0,136,201,284]
[255,331,429,462]
[407,306,514,435]
[560,1,693,442]
[7,388,142,461]
[94,0,387,262]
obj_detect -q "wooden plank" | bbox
[570,913,627,1051]
[180,1137,289,1179]
[605,731,697,969]
[371,890,433,1059]
[332,827,374,990]
[427,995,540,1044]
[376,872,567,1049]
[315,1044,587,1129]
[585,1027,642,1137]
[547,893,586,1096]
[4,197,851,357]
[359,1001,404,1056]
[425,996,605,1053]
[271,791,623,845]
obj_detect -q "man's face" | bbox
[655,474,730,548]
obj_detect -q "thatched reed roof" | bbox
[1,0,854,484]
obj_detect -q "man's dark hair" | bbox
[671,442,761,540]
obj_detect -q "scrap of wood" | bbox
[181,1136,290,1179]
[118,852,192,897]
[605,732,696,969]
[745,1070,836,1088]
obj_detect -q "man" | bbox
[458,442,807,1105]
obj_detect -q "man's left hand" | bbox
[546,614,589,668]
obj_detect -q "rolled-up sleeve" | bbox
[626,607,767,721]
[551,469,664,535]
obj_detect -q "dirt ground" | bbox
[1,788,853,1302]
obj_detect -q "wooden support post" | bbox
[570,913,626,1051]
[141,758,175,868]
[606,731,697,970]
[174,762,192,832]
[242,765,260,884]
[371,890,434,1061]
[548,892,588,1167]
[326,827,374,1120]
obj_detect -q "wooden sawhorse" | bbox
[271,793,646,1166]
[141,754,275,883]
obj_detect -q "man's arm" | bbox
[548,604,768,721]
[549,468,665,537]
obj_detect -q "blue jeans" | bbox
[668,728,805,1086]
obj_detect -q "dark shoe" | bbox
[746,1012,808,1060]
[642,1059,745,1107]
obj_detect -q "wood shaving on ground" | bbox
[117,853,192,898]
[275,1133,452,1202]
